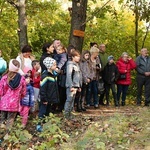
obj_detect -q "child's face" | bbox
[84,53,90,60]
[56,48,64,54]
[48,62,57,71]
[25,77,30,84]
[34,62,40,70]
[27,71,32,77]
[109,59,114,64]
[72,55,80,63]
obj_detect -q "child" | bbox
[20,75,34,128]
[36,57,59,132]
[64,50,82,119]
[103,55,119,106]
[0,59,26,129]
[79,50,91,111]
[31,60,41,113]
[54,45,68,112]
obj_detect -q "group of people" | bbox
[0,40,150,132]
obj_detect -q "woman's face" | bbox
[122,54,128,62]
[91,52,99,59]
[47,44,54,54]
[23,52,31,58]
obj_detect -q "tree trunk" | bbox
[69,0,88,52]
[17,0,28,50]
[134,0,139,57]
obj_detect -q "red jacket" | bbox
[116,57,136,85]
[31,69,41,88]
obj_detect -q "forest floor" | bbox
[0,105,150,150]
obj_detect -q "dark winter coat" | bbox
[103,62,119,84]
[40,71,59,104]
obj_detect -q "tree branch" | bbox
[81,0,112,26]
[6,0,18,9]
[141,22,150,48]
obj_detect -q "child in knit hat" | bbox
[36,57,59,132]
[0,59,26,129]
[102,55,119,106]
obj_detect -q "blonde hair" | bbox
[90,47,99,54]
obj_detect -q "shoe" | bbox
[36,125,43,132]
[81,107,86,111]
[122,102,125,106]
[94,104,99,108]
[86,104,90,108]
[77,108,82,112]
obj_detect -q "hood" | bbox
[8,73,22,89]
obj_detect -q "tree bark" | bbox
[17,0,28,50]
[134,0,139,57]
[69,0,88,52]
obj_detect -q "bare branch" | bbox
[6,0,18,9]
[142,22,150,48]
[81,0,112,26]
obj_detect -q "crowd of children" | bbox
[1,40,150,132]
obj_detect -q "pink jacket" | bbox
[0,74,26,112]
[116,58,136,85]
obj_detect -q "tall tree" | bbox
[126,0,150,56]
[69,0,88,51]
[7,0,27,50]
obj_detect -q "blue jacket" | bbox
[0,57,7,75]
[20,83,34,107]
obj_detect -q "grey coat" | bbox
[136,55,150,76]
[66,61,82,88]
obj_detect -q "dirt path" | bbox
[75,105,140,117]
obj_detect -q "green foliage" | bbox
[34,113,69,150]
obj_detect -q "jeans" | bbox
[86,80,99,105]
[105,83,117,103]
[64,88,77,113]
[117,84,129,103]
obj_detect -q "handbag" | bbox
[97,78,105,94]
[119,73,126,80]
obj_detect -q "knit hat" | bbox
[108,55,114,62]
[43,57,56,69]
[9,59,19,72]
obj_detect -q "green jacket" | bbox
[99,52,109,70]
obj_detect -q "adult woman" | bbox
[116,52,136,106]
[40,43,54,73]
[86,47,101,108]
[16,45,34,75]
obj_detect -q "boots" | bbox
[122,101,125,106]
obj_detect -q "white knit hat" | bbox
[43,57,56,69]
[9,59,19,72]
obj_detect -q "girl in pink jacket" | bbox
[0,59,26,129]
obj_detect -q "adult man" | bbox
[136,48,150,106]
[99,44,109,105]
[0,50,7,79]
